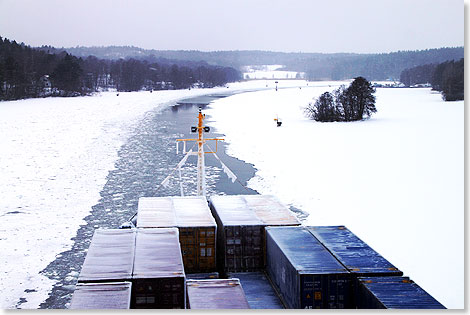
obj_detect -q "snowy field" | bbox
[0,80,309,309]
[206,84,464,309]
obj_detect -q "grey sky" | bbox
[0,0,464,53]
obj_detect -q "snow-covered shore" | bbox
[206,84,463,309]
[0,80,307,309]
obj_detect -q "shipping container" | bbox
[266,226,353,309]
[307,226,402,277]
[209,195,300,273]
[132,228,186,309]
[307,226,404,308]
[78,229,135,283]
[186,279,250,309]
[70,282,132,309]
[137,196,216,273]
[227,272,284,309]
[357,277,446,309]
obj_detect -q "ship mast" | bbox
[176,107,224,196]
[196,109,206,196]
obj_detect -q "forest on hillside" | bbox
[400,58,464,101]
[0,37,241,101]
[66,46,464,81]
[0,35,464,101]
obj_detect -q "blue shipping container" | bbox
[228,272,284,309]
[307,226,402,277]
[266,226,353,309]
[357,277,446,309]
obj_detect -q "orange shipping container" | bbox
[137,196,216,273]
[209,195,300,273]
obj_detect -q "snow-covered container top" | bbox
[70,282,132,309]
[137,196,216,228]
[186,279,250,309]
[78,229,135,282]
[133,228,185,279]
[137,197,176,227]
[209,195,300,226]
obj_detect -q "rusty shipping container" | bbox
[137,196,216,273]
[186,279,250,309]
[132,228,186,309]
[209,195,300,273]
[70,282,132,309]
[266,226,353,309]
[78,229,135,283]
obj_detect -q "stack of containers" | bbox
[357,277,446,309]
[76,228,186,309]
[137,196,216,273]
[132,228,186,309]
[70,282,132,309]
[265,226,353,309]
[209,195,300,273]
[186,279,250,309]
[227,272,285,309]
[307,226,403,307]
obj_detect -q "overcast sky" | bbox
[0,0,464,53]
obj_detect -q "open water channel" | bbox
[38,94,260,308]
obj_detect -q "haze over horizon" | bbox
[0,0,464,54]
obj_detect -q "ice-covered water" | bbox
[0,81,305,309]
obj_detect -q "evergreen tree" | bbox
[332,85,346,120]
[51,54,82,94]
[344,77,376,120]
[305,78,376,122]
[305,92,337,122]
[441,59,464,101]
[401,58,463,101]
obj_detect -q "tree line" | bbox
[305,77,376,122]
[66,46,464,82]
[0,37,241,101]
[400,58,464,101]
